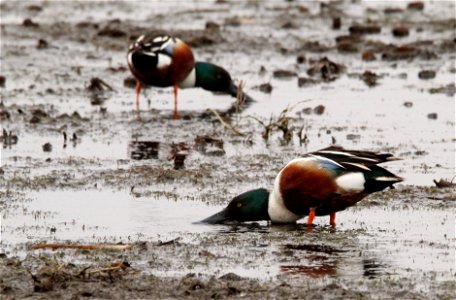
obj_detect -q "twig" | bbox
[208,108,245,136]
[158,237,181,246]
[32,243,134,250]
[236,80,245,114]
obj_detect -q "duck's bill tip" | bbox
[199,209,230,224]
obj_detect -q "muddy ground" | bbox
[0,1,455,299]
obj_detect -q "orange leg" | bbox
[173,83,180,120]
[135,81,141,111]
[307,208,315,226]
[330,212,336,227]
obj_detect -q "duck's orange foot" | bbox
[307,208,316,226]
[330,212,336,227]
[172,111,180,120]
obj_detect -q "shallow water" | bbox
[0,1,455,298]
[1,189,453,282]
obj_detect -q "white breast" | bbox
[267,167,301,223]
[178,68,196,89]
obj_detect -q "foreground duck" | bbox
[127,34,254,119]
[202,146,403,226]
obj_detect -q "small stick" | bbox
[31,243,134,250]
[208,108,245,136]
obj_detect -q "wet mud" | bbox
[1,1,455,299]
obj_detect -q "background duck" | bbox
[202,146,403,226]
[127,34,255,119]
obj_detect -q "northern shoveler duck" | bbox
[201,146,403,226]
[127,34,254,119]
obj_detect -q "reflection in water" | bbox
[280,265,337,277]
[362,258,389,279]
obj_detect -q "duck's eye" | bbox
[237,202,242,208]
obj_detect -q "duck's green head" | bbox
[194,62,235,94]
[201,188,270,224]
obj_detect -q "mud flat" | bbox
[1,1,455,299]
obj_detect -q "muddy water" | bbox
[0,0,455,298]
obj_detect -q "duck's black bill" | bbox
[200,209,230,224]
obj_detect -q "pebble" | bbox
[418,70,436,80]
[392,26,409,37]
[362,50,376,61]
[427,113,438,120]
[258,83,273,94]
[273,69,297,78]
[408,1,424,10]
[349,24,381,35]
[42,143,53,152]
[403,102,413,108]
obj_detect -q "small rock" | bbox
[219,273,243,281]
[296,55,306,64]
[337,41,358,52]
[384,7,404,14]
[282,21,299,29]
[224,16,242,26]
[302,107,313,115]
[22,18,39,27]
[257,83,273,93]
[298,77,318,87]
[403,101,413,108]
[392,26,409,37]
[361,70,378,87]
[382,45,417,61]
[124,76,137,88]
[27,5,43,12]
[332,17,341,30]
[335,35,362,43]
[87,77,113,92]
[362,50,376,61]
[427,113,438,120]
[37,39,48,49]
[273,69,297,78]
[307,57,344,82]
[205,21,220,31]
[0,110,10,120]
[418,70,436,80]
[349,24,381,35]
[168,143,190,169]
[42,143,52,152]
[346,134,361,141]
[0,75,6,87]
[407,1,424,10]
[429,84,455,97]
[313,105,325,115]
[298,5,309,13]
[173,153,187,170]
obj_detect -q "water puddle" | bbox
[1,189,453,281]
